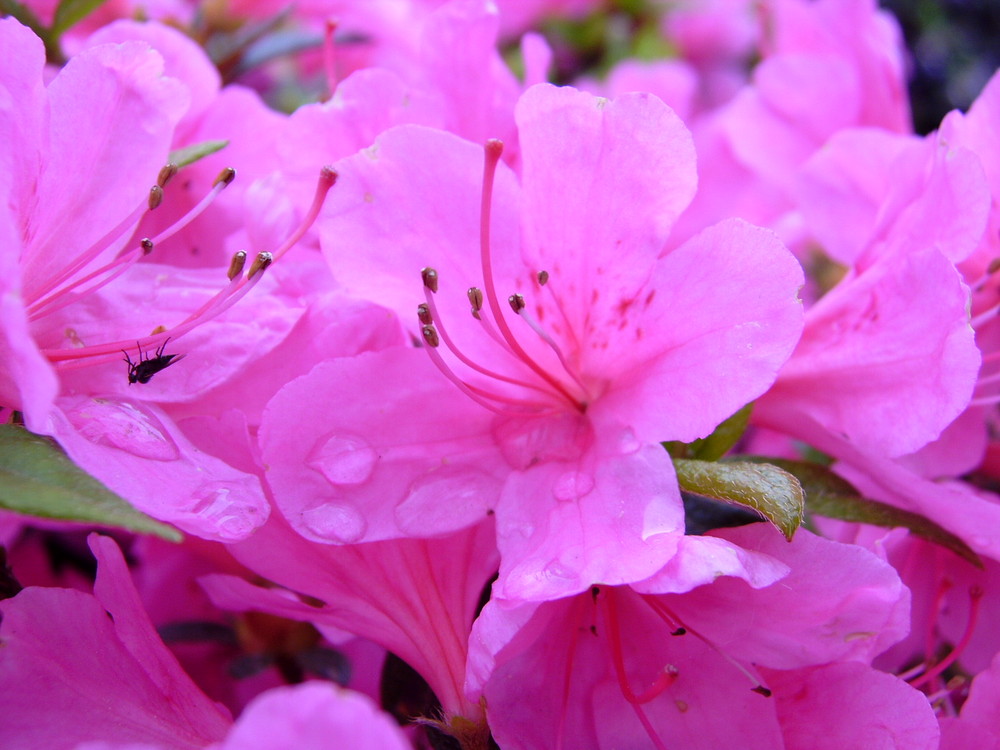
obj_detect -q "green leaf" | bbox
[51,0,110,36]
[674,458,804,540]
[0,424,182,541]
[168,140,230,169]
[663,403,753,461]
[753,458,983,568]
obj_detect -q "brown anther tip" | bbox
[214,167,237,187]
[537,270,549,286]
[148,185,164,210]
[751,686,773,697]
[508,293,526,313]
[989,258,1000,275]
[421,267,439,293]
[421,324,440,348]
[467,287,484,312]
[417,303,433,325]
[150,325,168,335]
[247,251,273,279]
[485,138,504,157]
[157,163,178,188]
[671,627,686,636]
[227,250,248,280]
[140,238,154,255]
[320,165,338,186]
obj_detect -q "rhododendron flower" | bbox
[0,535,412,750]
[467,525,928,749]
[256,83,808,601]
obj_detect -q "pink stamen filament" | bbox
[45,168,335,368]
[539,272,583,353]
[477,140,583,411]
[599,588,670,750]
[642,596,769,695]
[322,19,339,98]
[29,168,236,320]
[423,284,549,394]
[514,301,589,396]
[969,394,1000,406]
[970,302,1000,329]
[32,198,147,303]
[909,586,984,690]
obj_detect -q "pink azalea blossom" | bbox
[0,535,411,750]
[262,83,806,601]
[468,525,927,749]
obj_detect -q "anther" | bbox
[140,238,154,256]
[421,324,440,348]
[417,303,433,325]
[421,267,439,293]
[247,251,273,279]
[468,287,484,314]
[751,685,773,697]
[148,185,164,210]
[537,270,549,286]
[157,163,178,188]
[319,165,338,187]
[227,251,247,280]
[989,258,1000,275]
[508,293,526,313]
[214,167,237,187]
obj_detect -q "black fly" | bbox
[122,338,182,384]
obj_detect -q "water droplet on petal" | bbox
[307,433,378,485]
[188,482,262,541]
[69,399,180,461]
[552,471,595,502]
[542,559,576,580]
[616,427,641,455]
[395,467,497,534]
[301,503,367,543]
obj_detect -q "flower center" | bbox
[416,139,590,416]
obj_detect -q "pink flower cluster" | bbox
[1,1,998,748]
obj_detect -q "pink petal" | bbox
[516,84,697,325]
[759,245,980,458]
[764,662,939,750]
[494,432,683,601]
[261,347,505,544]
[593,218,805,444]
[206,514,499,718]
[0,536,230,749]
[217,683,410,750]
[665,526,910,668]
[47,396,268,541]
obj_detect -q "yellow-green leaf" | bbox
[674,458,804,540]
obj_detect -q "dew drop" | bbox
[542,559,576,580]
[188,482,261,541]
[615,427,641,455]
[307,433,378,485]
[552,471,595,502]
[301,503,367,543]
[395,467,496,534]
[69,399,180,461]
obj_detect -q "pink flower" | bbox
[467,525,927,750]
[263,83,804,601]
[0,535,412,750]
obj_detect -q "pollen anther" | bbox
[508,293,526,313]
[148,185,164,210]
[227,250,248,280]
[421,267,439,293]
[247,251,273,279]
[417,303,433,324]
[422,324,440,347]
